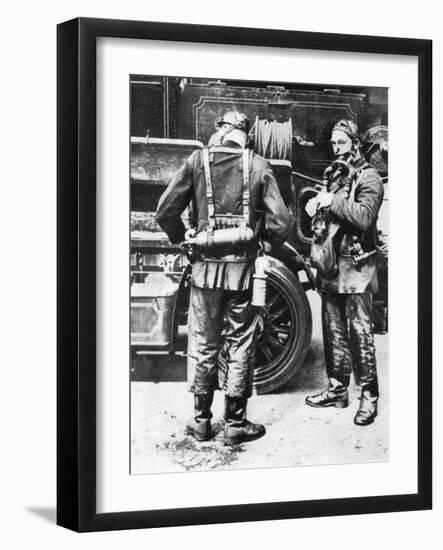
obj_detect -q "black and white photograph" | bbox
[0,0,438,543]
[130,75,389,474]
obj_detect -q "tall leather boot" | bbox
[224,396,266,445]
[354,388,378,426]
[305,377,349,409]
[185,393,214,441]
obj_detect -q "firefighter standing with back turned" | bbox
[156,111,291,445]
[305,119,384,426]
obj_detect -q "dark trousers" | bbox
[187,285,259,398]
[322,292,379,395]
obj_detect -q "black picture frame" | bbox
[57,17,432,532]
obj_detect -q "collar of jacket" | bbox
[207,141,245,167]
[351,155,367,171]
[214,140,243,149]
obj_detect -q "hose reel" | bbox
[251,117,293,161]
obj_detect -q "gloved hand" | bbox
[344,156,358,180]
[305,192,333,217]
[305,196,319,217]
[316,191,334,210]
[184,228,196,241]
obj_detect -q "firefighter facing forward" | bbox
[305,119,384,426]
[156,111,291,444]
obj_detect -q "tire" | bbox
[252,256,312,394]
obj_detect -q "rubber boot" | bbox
[223,396,266,445]
[354,388,378,426]
[185,393,214,441]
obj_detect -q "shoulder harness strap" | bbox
[202,147,251,230]
[242,149,250,228]
[351,162,372,199]
[202,147,215,231]
[356,162,372,176]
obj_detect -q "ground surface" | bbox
[131,291,388,474]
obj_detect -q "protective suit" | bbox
[156,119,290,442]
[306,120,384,426]
[321,159,384,398]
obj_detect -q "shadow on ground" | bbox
[271,343,327,395]
[26,507,56,524]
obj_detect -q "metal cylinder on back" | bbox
[186,226,255,250]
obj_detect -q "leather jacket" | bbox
[156,142,291,247]
[320,157,384,294]
[156,142,291,290]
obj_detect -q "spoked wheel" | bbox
[252,257,312,394]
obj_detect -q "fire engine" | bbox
[130,76,388,393]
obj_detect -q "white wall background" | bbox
[0,0,440,547]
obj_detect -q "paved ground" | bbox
[131,291,388,474]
